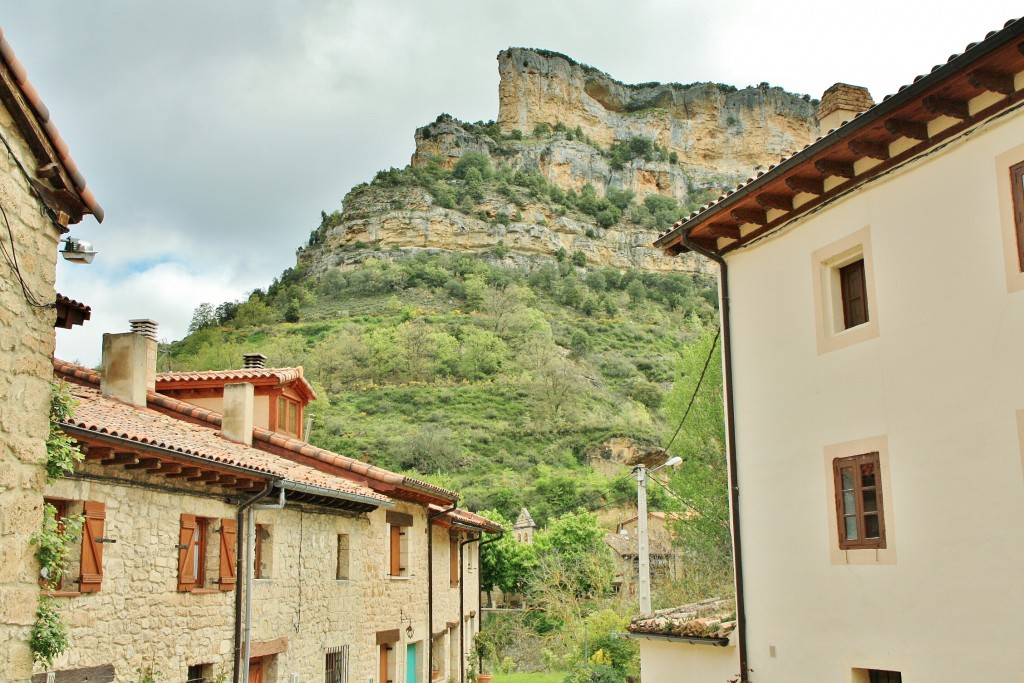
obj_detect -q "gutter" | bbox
[428,503,459,683]
[241,486,288,682]
[679,231,748,682]
[280,480,393,508]
[232,481,276,683]
[622,632,731,647]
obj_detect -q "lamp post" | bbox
[634,455,682,614]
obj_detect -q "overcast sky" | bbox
[4,1,1020,365]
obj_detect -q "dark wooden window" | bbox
[254,524,266,579]
[833,453,886,550]
[179,515,234,592]
[41,499,70,590]
[195,517,209,587]
[187,664,208,683]
[839,259,869,329]
[868,670,902,683]
[326,645,349,683]
[1011,160,1024,271]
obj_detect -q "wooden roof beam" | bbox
[814,159,856,179]
[923,95,969,119]
[149,462,181,475]
[884,118,929,140]
[967,69,1016,95]
[848,139,890,161]
[785,176,825,195]
[123,457,160,470]
[707,223,741,239]
[756,193,794,211]
[187,471,222,483]
[208,475,237,487]
[166,466,202,479]
[108,452,139,467]
[83,447,114,462]
[730,207,767,225]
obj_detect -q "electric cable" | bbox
[0,199,53,309]
[660,326,721,457]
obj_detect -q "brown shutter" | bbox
[219,518,237,591]
[177,514,197,592]
[450,536,459,585]
[389,525,401,576]
[79,501,106,593]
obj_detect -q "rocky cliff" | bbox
[302,48,821,274]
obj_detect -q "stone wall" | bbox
[0,101,61,681]
[41,469,483,683]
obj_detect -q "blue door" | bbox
[407,643,417,683]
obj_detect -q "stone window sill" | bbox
[189,588,222,595]
[44,590,82,598]
[387,575,412,581]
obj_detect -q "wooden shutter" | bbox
[449,536,459,585]
[389,525,401,576]
[79,501,106,593]
[1012,161,1024,271]
[840,259,868,328]
[177,514,197,592]
[219,518,237,591]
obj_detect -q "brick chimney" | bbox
[221,382,254,445]
[818,83,875,132]
[101,320,158,407]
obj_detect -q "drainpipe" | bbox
[680,231,747,683]
[233,480,275,683]
[427,504,458,683]
[459,533,481,683]
[241,486,287,683]
[474,530,503,676]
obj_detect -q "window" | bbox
[449,534,459,586]
[839,258,868,328]
[864,670,902,683]
[187,664,211,683]
[178,514,236,592]
[42,498,106,594]
[1011,160,1024,271]
[337,533,350,580]
[325,645,349,683]
[386,511,413,577]
[833,453,886,550]
[277,396,300,437]
[254,524,272,579]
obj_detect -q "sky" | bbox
[4,1,1021,366]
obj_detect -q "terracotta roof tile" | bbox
[157,367,317,400]
[628,598,736,640]
[63,382,389,504]
[429,505,503,533]
[0,27,103,222]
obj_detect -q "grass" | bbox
[492,672,566,683]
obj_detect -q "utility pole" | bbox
[636,464,652,614]
[634,456,681,616]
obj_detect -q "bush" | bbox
[453,152,493,180]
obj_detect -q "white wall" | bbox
[724,106,1024,680]
[637,639,738,683]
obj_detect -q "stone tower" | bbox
[513,508,537,544]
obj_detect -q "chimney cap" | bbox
[818,83,875,122]
[128,319,159,341]
[242,353,267,369]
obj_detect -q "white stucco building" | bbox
[654,17,1024,683]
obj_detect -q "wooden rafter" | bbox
[756,193,794,211]
[849,139,890,161]
[166,467,202,479]
[967,69,1016,95]
[187,471,222,483]
[922,95,970,119]
[123,457,160,470]
[884,118,929,140]
[707,223,741,239]
[730,207,767,225]
[109,453,139,467]
[815,159,856,179]
[785,176,825,195]
[83,447,113,462]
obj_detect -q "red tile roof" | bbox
[157,367,317,401]
[54,358,457,505]
[64,382,389,505]
[628,598,736,641]
[430,505,503,533]
[656,17,1024,256]
[0,27,103,223]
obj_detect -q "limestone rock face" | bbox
[496,47,819,175]
[302,185,705,276]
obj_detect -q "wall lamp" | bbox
[60,237,97,264]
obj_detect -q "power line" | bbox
[661,326,721,457]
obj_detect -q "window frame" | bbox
[386,511,413,578]
[833,452,886,551]
[811,226,880,354]
[839,258,869,329]
[276,396,301,437]
[325,644,350,683]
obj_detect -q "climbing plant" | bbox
[29,382,84,667]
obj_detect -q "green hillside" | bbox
[171,248,718,525]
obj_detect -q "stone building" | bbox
[0,26,103,681]
[41,325,500,683]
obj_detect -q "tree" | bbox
[530,510,614,600]
[478,510,537,600]
[187,303,215,334]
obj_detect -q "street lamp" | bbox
[634,455,682,614]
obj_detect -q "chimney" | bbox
[221,382,254,446]
[817,83,875,132]
[242,353,267,370]
[101,320,158,407]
